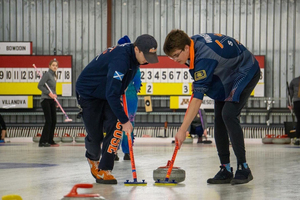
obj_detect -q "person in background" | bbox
[164,29,260,185]
[0,114,7,143]
[288,76,300,145]
[76,34,158,184]
[114,35,142,161]
[186,108,211,143]
[37,60,59,147]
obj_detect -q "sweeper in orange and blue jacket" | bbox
[76,34,158,184]
[163,29,260,185]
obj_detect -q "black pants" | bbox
[40,99,57,144]
[214,70,260,165]
[78,98,121,170]
[294,101,300,138]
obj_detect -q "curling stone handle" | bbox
[64,184,99,197]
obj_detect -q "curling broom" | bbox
[122,94,147,186]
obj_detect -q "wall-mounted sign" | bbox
[170,96,214,109]
[0,42,32,55]
[0,96,33,109]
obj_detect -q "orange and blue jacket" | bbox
[188,33,260,102]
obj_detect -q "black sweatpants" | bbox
[293,101,300,138]
[40,99,57,144]
[78,98,122,170]
[214,70,260,165]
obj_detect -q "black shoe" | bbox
[114,154,119,161]
[231,164,253,185]
[207,166,233,184]
[123,153,130,160]
[39,143,51,147]
[197,137,203,143]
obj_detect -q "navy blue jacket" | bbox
[188,34,260,102]
[76,44,139,123]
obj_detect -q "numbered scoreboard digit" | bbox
[146,83,153,94]
[20,68,28,82]
[168,69,175,83]
[56,68,64,82]
[160,69,168,83]
[27,68,35,82]
[175,68,182,83]
[153,68,160,83]
[182,83,190,94]
[140,68,146,82]
[182,68,190,83]
[145,69,153,83]
[5,68,13,82]
[0,68,6,82]
[12,68,20,82]
[64,68,72,82]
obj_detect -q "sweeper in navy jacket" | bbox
[76,34,158,184]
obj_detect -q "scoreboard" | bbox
[139,56,193,95]
[0,55,72,95]
[139,56,265,96]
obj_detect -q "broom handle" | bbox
[165,94,194,181]
[165,142,179,182]
[122,94,138,182]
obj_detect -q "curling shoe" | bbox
[96,170,117,184]
[114,153,120,161]
[123,153,130,160]
[207,165,233,184]
[231,164,253,185]
[87,158,100,179]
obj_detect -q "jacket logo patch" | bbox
[113,71,124,81]
[194,70,207,81]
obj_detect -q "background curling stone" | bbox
[62,183,105,200]
[272,134,291,144]
[262,134,275,144]
[33,133,41,143]
[53,133,62,143]
[183,137,193,144]
[61,133,73,143]
[75,133,86,143]
[153,166,185,183]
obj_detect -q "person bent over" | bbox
[76,34,158,184]
[164,30,260,185]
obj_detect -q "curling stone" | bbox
[2,194,22,200]
[75,133,85,143]
[183,136,193,144]
[53,133,62,143]
[272,134,291,144]
[33,133,41,143]
[153,160,186,183]
[62,183,105,200]
[61,133,73,143]
[262,134,275,144]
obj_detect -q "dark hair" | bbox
[163,29,191,56]
[49,59,58,66]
